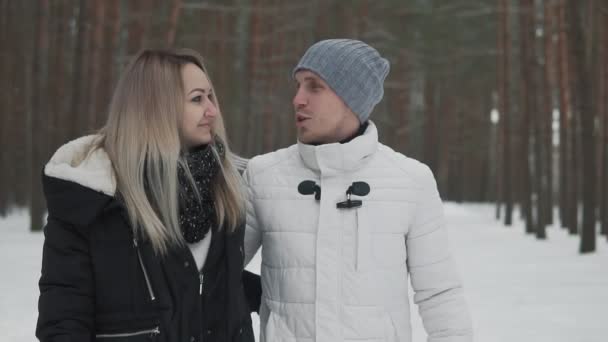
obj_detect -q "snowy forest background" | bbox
[1,0,608,254]
[1,1,608,341]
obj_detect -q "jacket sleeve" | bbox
[406,167,473,342]
[36,217,95,341]
[243,167,262,267]
[242,270,262,314]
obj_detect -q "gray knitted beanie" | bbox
[292,39,390,123]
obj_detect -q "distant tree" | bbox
[29,0,50,231]
[497,0,513,225]
[568,0,596,252]
[519,0,534,234]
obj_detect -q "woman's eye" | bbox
[192,95,202,103]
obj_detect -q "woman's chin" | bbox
[184,134,213,148]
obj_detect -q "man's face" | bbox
[292,70,360,144]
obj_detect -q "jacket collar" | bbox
[297,121,378,176]
[44,134,116,196]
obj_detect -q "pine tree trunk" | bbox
[543,0,556,226]
[567,0,596,252]
[0,0,13,214]
[424,76,438,175]
[556,0,570,229]
[499,0,513,226]
[166,0,182,46]
[532,0,547,238]
[262,0,276,152]
[30,0,50,231]
[69,0,88,139]
[561,0,579,236]
[395,50,409,154]
[233,0,251,155]
[50,0,68,151]
[127,0,146,56]
[520,0,534,234]
[602,4,608,239]
[91,1,108,128]
[246,0,262,156]
[98,0,120,124]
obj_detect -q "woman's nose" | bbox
[205,101,218,118]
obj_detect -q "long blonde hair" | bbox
[96,49,244,255]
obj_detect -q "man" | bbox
[244,39,473,342]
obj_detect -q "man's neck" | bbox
[339,121,368,144]
[308,121,368,146]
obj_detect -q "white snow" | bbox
[1,203,607,342]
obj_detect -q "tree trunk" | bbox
[127,0,147,56]
[543,0,556,226]
[568,0,596,252]
[50,0,69,151]
[233,0,252,155]
[246,0,262,156]
[261,1,276,152]
[0,0,13,214]
[561,0,579,236]
[69,0,89,139]
[98,0,120,124]
[602,4,608,239]
[532,0,547,238]
[166,0,182,46]
[30,0,50,231]
[520,0,534,234]
[86,1,105,129]
[556,0,570,229]
[394,49,410,154]
[424,76,439,175]
[499,0,513,226]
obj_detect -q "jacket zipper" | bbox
[133,238,156,301]
[199,271,205,341]
[96,326,160,338]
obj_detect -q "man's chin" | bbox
[297,130,313,144]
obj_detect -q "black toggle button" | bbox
[298,180,321,200]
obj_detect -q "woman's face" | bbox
[180,63,218,148]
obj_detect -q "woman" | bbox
[36,49,256,341]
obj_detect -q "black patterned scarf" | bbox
[177,140,225,243]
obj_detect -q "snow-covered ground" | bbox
[1,204,607,342]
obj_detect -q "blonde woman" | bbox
[36,49,257,342]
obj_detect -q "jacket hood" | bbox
[43,135,118,226]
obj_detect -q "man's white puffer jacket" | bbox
[244,122,473,342]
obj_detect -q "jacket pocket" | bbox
[371,233,406,269]
[357,208,406,270]
[95,326,160,341]
[263,310,296,342]
[233,320,255,342]
[95,313,161,341]
[383,312,400,342]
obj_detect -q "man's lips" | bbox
[295,112,311,123]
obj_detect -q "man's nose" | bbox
[293,88,307,108]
